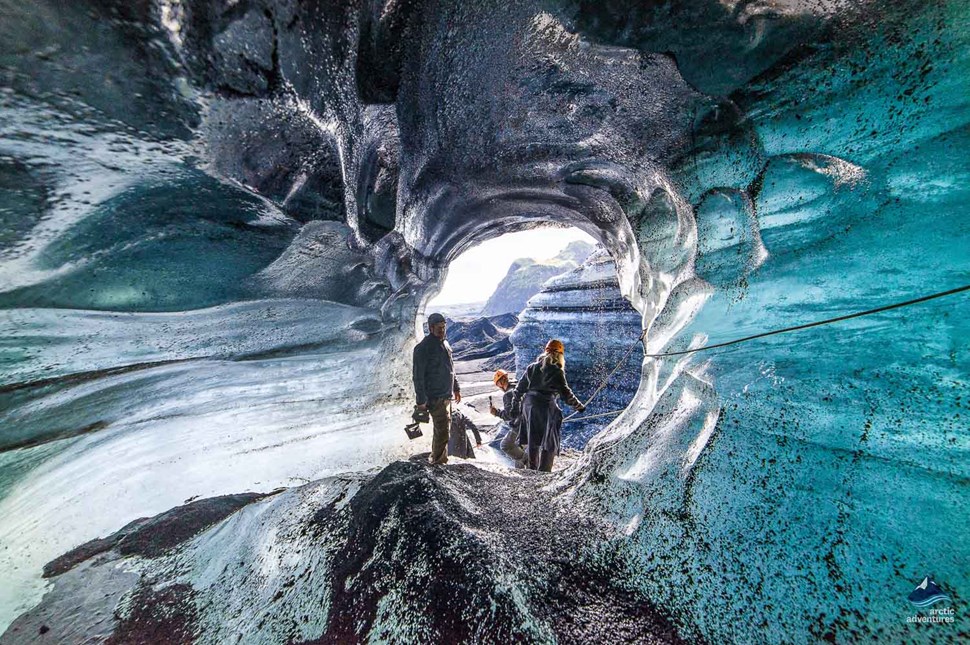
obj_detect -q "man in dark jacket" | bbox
[489,369,525,462]
[413,312,461,464]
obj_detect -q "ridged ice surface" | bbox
[0,0,968,641]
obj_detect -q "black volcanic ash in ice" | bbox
[4,462,687,644]
[0,0,968,642]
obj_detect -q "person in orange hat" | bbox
[511,339,585,472]
[489,369,525,463]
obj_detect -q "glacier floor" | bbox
[2,454,675,644]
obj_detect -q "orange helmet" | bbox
[493,369,509,386]
[545,339,564,354]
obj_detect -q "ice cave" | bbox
[0,0,967,642]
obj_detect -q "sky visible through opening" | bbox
[427,226,596,308]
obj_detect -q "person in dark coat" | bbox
[512,339,585,472]
[489,369,525,462]
[448,409,483,459]
[413,312,461,464]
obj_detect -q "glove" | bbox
[576,404,586,413]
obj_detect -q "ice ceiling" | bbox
[0,0,968,641]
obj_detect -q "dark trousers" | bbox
[429,398,452,464]
[526,446,555,472]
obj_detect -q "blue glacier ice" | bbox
[0,0,967,642]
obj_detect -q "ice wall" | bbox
[0,0,967,641]
[562,1,970,640]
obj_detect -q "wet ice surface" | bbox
[1,299,383,384]
[0,341,416,632]
[0,300,384,449]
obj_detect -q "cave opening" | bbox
[415,223,645,451]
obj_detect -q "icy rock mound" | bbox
[444,312,518,361]
[481,240,595,316]
[3,462,684,644]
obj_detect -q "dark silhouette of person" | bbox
[448,409,482,459]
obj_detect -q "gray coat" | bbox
[448,411,482,459]
[497,379,521,429]
[412,334,460,405]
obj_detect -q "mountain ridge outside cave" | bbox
[427,228,596,312]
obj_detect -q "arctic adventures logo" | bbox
[905,576,955,625]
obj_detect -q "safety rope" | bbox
[562,283,970,422]
[563,328,647,421]
[563,408,628,423]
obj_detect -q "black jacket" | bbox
[513,360,582,453]
[448,411,482,459]
[512,360,582,413]
[452,410,482,445]
[412,334,460,405]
